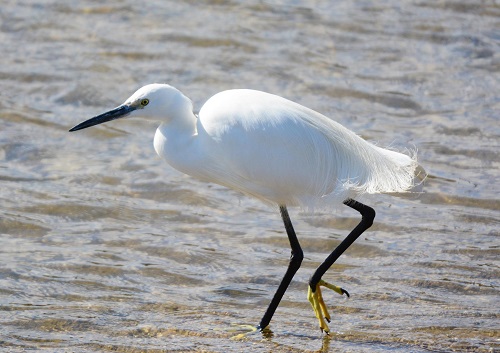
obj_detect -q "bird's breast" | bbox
[153,124,216,182]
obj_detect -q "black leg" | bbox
[309,198,375,291]
[258,205,304,330]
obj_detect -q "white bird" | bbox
[70,84,421,334]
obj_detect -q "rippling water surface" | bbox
[1,1,498,352]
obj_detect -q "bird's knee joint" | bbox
[362,207,376,227]
[290,249,303,267]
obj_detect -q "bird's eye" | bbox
[140,99,149,107]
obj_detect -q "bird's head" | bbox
[69,84,193,132]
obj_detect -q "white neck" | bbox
[153,108,198,170]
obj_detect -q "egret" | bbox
[70,84,421,333]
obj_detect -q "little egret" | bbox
[70,84,421,333]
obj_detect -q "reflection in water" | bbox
[0,0,498,352]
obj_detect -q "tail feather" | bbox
[362,146,422,194]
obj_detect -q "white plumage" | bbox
[69,83,423,334]
[150,85,418,207]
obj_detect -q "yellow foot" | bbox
[228,324,259,340]
[307,279,349,334]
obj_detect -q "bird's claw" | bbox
[229,324,260,340]
[308,279,348,334]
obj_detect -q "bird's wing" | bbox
[197,89,418,207]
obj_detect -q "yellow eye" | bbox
[140,99,149,107]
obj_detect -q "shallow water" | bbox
[0,1,499,352]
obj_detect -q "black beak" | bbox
[69,105,136,132]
